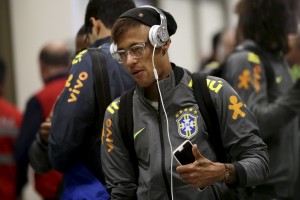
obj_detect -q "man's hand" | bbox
[39,117,51,143]
[176,144,226,189]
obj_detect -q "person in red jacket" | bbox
[0,58,22,200]
[14,42,70,200]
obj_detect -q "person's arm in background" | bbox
[29,118,52,174]
[14,97,43,197]
[48,51,97,172]
[223,51,300,139]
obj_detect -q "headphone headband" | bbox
[140,5,167,29]
[140,5,169,47]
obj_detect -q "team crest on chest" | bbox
[175,107,198,139]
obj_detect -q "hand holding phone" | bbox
[173,140,195,165]
[173,140,207,192]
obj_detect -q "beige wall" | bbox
[9,0,88,111]
[0,0,16,104]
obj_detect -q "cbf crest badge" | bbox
[175,107,198,139]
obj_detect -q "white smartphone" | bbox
[173,140,206,192]
[173,140,195,165]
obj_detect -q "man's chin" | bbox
[136,80,156,88]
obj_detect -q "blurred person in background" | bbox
[221,0,300,199]
[200,28,236,75]
[14,42,70,200]
[48,0,135,199]
[284,33,300,200]
[199,30,222,71]
[285,33,300,81]
[0,58,22,200]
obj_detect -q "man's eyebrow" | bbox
[118,41,147,50]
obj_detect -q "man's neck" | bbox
[97,29,111,41]
[144,64,173,101]
[144,83,159,102]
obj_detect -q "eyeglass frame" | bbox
[114,42,149,63]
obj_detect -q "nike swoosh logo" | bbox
[134,127,145,139]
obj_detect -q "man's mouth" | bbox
[131,69,143,77]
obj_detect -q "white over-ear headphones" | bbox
[110,5,169,62]
[110,42,121,63]
[141,5,169,48]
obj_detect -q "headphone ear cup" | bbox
[149,25,164,48]
[110,43,122,63]
[110,43,116,57]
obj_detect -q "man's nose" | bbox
[125,52,137,64]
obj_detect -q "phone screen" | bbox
[174,141,195,165]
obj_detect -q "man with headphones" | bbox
[101,6,269,200]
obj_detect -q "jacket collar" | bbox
[136,63,185,102]
[89,36,111,48]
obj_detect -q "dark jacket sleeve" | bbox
[29,132,52,174]
[14,97,43,195]
[48,51,97,172]
[208,76,269,187]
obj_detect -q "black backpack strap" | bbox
[192,73,227,162]
[119,89,139,177]
[88,48,112,123]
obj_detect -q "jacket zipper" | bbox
[157,103,172,200]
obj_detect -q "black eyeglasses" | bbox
[114,42,148,63]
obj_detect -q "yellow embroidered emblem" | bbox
[66,72,88,103]
[175,107,198,139]
[107,100,120,114]
[103,118,114,153]
[252,65,262,92]
[276,76,283,84]
[72,49,87,65]
[248,52,260,64]
[237,69,251,90]
[207,79,223,93]
[189,78,223,94]
[228,95,246,120]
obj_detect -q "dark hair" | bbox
[236,0,296,53]
[39,48,70,66]
[212,31,222,52]
[112,18,143,44]
[77,25,86,36]
[84,0,136,34]
[0,58,6,84]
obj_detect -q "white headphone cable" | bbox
[151,44,174,200]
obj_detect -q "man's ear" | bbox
[161,39,171,55]
[89,17,101,35]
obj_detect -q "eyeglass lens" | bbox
[117,43,146,62]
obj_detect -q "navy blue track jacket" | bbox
[48,37,135,183]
